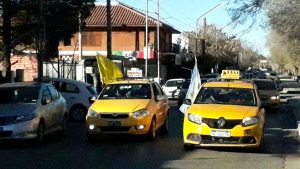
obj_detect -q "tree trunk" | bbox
[3,0,12,83]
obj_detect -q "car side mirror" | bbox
[89,96,97,103]
[183,99,192,105]
[156,95,166,101]
[41,96,51,105]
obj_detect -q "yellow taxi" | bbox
[86,79,169,141]
[183,70,265,150]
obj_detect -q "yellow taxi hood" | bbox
[187,104,259,119]
[90,99,150,113]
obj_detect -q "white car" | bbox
[278,80,300,103]
[42,78,97,121]
[162,78,185,99]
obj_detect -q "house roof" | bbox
[85,2,180,33]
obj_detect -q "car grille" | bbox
[202,118,242,129]
[201,135,257,144]
[0,131,13,138]
[100,113,129,119]
[100,126,130,132]
[0,116,17,126]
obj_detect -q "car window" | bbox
[60,82,80,93]
[51,81,61,91]
[165,80,184,87]
[86,85,97,95]
[99,84,151,99]
[254,81,276,90]
[0,86,40,104]
[194,87,257,106]
[48,85,60,100]
[182,80,191,89]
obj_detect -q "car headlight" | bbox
[270,96,279,100]
[187,113,202,124]
[16,113,37,122]
[133,109,149,119]
[87,109,97,117]
[242,117,259,126]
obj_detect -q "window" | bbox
[64,37,71,46]
[153,83,163,96]
[99,84,151,99]
[60,82,80,93]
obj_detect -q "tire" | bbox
[146,118,156,141]
[161,113,169,135]
[184,143,194,151]
[70,105,87,122]
[36,122,45,144]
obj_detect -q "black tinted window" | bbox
[60,82,80,93]
[254,81,276,90]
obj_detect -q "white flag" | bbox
[179,59,201,113]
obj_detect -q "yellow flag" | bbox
[96,54,123,85]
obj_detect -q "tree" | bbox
[0,0,95,82]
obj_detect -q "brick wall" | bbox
[0,55,38,82]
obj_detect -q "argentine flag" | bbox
[179,59,201,113]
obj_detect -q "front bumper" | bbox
[183,118,263,148]
[86,115,153,135]
[0,118,39,140]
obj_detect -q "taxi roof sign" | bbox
[221,70,240,80]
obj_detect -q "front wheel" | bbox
[146,119,156,141]
[70,105,87,122]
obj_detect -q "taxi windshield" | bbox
[99,84,151,99]
[194,87,257,106]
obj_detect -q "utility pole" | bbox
[201,18,206,58]
[156,0,160,83]
[145,0,149,78]
[78,11,82,61]
[107,0,112,59]
[2,0,12,82]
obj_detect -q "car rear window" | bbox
[254,81,276,90]
[165,80,184,87]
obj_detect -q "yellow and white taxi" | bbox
[183,70,265,150]
[86,79,169,141]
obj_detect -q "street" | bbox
[0,101,299,169]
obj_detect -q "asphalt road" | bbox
[0,101,299,169]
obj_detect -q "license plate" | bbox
[211,130,230,138]
[108,121,121,126]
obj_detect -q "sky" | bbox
[97,0,270,56]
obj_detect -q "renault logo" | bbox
[217,117,226,128]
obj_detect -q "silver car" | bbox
[0,82,67,142]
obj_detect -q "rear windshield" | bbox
[99,84,151,99]
[254,81,276,90]
[195,87,257,106]
[0,86,40,104]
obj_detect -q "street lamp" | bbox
[194,1,229,58]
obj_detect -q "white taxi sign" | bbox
[127,68,143,77]
[221,70,240,79]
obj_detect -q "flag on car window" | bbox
[96,54,123,85]
[180,58,201,113]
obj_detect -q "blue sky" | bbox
[97,0,270,56]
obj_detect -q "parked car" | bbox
[162,78,185,99]
[183,76,265,151]
[0,82,67,141]
[277,80,300,103]
[252,79,280,111]
[201,73,220,83]
[177,79,191,107]
[40,78,97,121]
[86,79,169,141]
